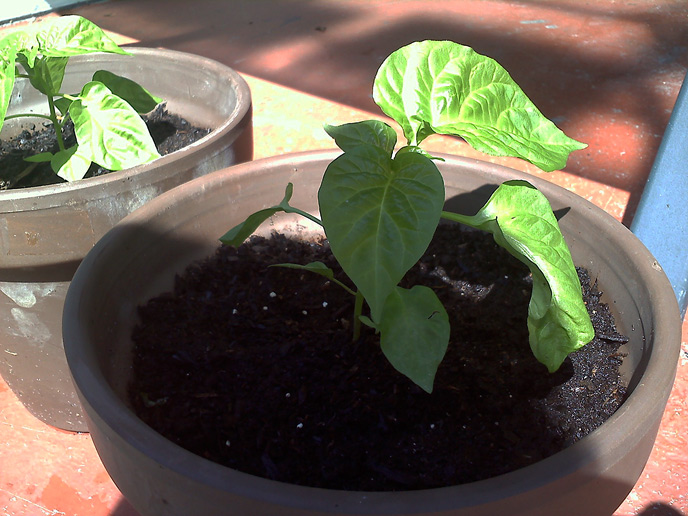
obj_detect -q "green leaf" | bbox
[378,285,450,393]
[18,56,68,96]
[271,262,357,296]
[52,145,92,181]
[373,40,586,171]
[35,16,129,57]
[358,315,377,330]
[220,184,295,246]
[0,32,20,133]
[70,81,160,170]
[395,145,445,162]
[92,70,162,114]
[271,261,335,280]
[53,96,73,116]
[443,180,594,371]
[324,120,397,155]
[24,152,54,163]
[318,142,444,322]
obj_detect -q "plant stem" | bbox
[3,113,53,122]
[46,95,65,151]
[441,210,481,229]
[352,290,364,341]
[8,162,39,189]
[283,206,324,228]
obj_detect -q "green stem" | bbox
[352,290,365,342]
[441,210,481,229]
[3,113,53,122]
[283,206,324,228]
[46,95,65,151]
[8,162,38,189]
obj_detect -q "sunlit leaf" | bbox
[52,145,92,181]
[443,180,594,371]
[36,16,129,57]
[70,81,160,170]
[0,32,20,133]
[373,40,586,171]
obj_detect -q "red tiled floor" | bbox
[1,1,687,514]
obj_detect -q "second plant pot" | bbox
[63,150,681,515]
[0,47,252,432]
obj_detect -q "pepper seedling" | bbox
[222,40,594,393]
[0,15,162,186]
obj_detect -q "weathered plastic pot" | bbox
[0,48,253,432]
[63,150,681,515]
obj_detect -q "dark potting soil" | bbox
[129,223,628,491]
[0,104,210,190]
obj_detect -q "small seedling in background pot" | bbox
[0,15,162,186]
[222,40,594,393]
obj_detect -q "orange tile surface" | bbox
[1,1,687,515]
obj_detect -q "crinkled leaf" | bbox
[444,180,594,371]
[35,16,128,57]
[220,184,295,246]
[24,152,54,163]
[324,120,397,155]
[70,81,160,170]
[379,285,450,393]
[318,143,444,322]
[93,70,162,114]
[373,40,586,171]
[52,145,92,181]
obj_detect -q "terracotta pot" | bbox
[63,150,681,515]
[0,48,252,431]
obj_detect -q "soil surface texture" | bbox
[129,223,628,491]
[0,104,210,190]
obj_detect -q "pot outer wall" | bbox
[0,48,253,432]
[63,150,681,515]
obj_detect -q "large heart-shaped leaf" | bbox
[379,285,450,393]
[70,81,160,170]
[443,180,594,371]
[373,40,586,171]
[35,16,128,57]
[318,129,444,322]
